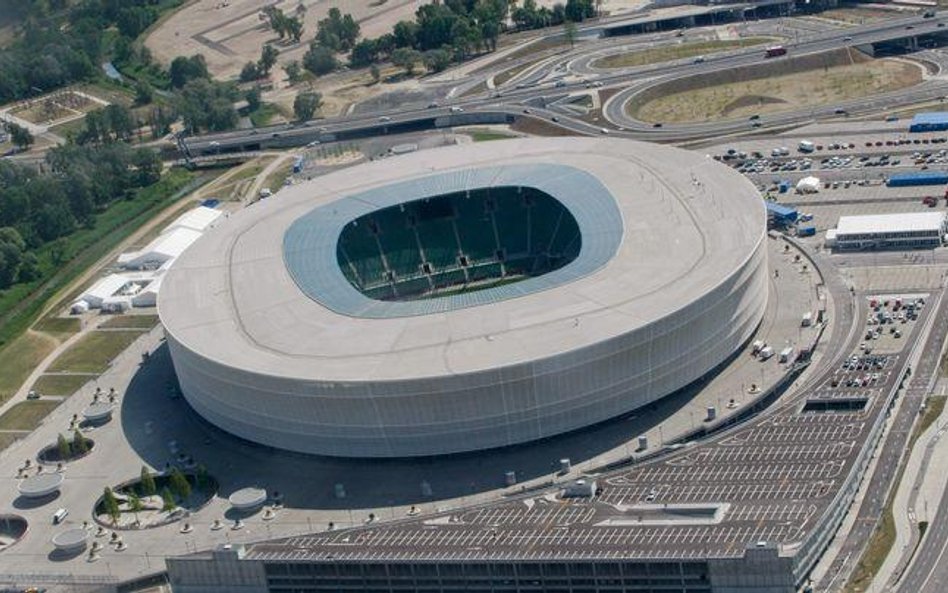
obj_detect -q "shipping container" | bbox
[886,171,948,187]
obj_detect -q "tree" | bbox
[160,487,176,512]
[285,60,303,84]
[315,8,360,51]
[57,433,70,459]
[134,81,153,105]
[140,466,157,497]
[17,252,39,282]
[72,428,88,454]
[393,20,418,48]
[176,79,239,133]
[563,19,577,49]
[392,47,422,75]
[169,467,192,500]
[195,465,210,491]
[128,491,143,522]
[423,48,453,73]
[169,55,209,88]
[5,121,33,150]
[302,43,337,76]
[102,487,120,524]
[370,64,381,84]
[564,0,595,22]
[239,61,261,82]
[245,86,262,112]
[0,227,25,288]
[258,44,279,76]
[349,38,378,68]
[293,91,322,121]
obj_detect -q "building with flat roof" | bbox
[828,212,947,251]
[118,226,203,270]
[159,138,768,459]
[909,111,948,133]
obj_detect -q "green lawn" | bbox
[250,103,283,127]
[0,332,56,405]
[32,373,93,396]
[34,316,81,337]
[99,315,160,329]
[47,330,146,373]
[0,400,61,431]
[0,432,24,453]
[469,130,516,142]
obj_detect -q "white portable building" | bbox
[118,227,203,270]
[80,274,130,308]
[795,176,820,194]
[164,206,222,234]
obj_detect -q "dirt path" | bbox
[246,152,297,203]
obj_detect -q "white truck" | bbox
[798,140,815,153]
[759,346,775,361]
[779,347,794,363]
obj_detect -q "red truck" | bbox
[765,46,787,58]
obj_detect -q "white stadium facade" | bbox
[158,138,768,458]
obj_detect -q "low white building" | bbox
[131,275,163,308]
[118,227,203,270]
[79,274,132,308]
[164,206,222,234]
[830,212,948,251]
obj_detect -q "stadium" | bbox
[158,138,768,458]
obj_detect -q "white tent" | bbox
[118,227,203,270]
[80,274,130,308]
[165,206,222,234]
[795,176,821,194]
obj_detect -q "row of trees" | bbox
[0,142,163,288]
[295,0,595,80]
[512,0,597,31]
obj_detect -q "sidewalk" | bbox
[878,380,948,590]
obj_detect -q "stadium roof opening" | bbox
[336,186,582,303]
[284,164,621,317]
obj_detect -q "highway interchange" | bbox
[181,13,948,156]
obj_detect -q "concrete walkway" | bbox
[878,380,948,591]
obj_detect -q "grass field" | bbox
[250,103,285,127]
[33,316,81,338]
[0,332,57,405]
[592,37,774,69]
[31,374,94,397]
[46,330,146,374]
[0,400,61,431]
[469,129,516,142]
[0,432,23,452]
[262,161,295,195]
[632,57,923,123]
[99,315,159,329]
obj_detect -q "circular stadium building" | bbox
[159,138,768,458]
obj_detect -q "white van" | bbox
[52,508,68,524]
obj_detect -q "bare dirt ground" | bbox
[146,0,426,81]
[633,55,925,123]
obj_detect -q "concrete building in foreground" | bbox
[158,138,768,459]
[826,211,947,251]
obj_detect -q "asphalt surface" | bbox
[817,283,948,592]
